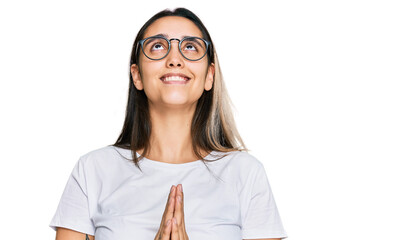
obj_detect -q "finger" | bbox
[161,219,172,240]
[165,186,177,222]
[161,186,177,228]
[173,184,185,227]
[173,194,180,225]
[180,184,186,233]
[171,217,179,240]
[174,184,186,240]
[180,184,188,240]
[180,184,184,214]
[159,186,173,228]
[164,185,176,209]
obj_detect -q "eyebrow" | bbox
[150,33,202,39]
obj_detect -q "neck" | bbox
[141,103,207,163]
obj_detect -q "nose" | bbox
[165,39,184,68]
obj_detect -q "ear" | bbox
[130,64,143,90]
[204,63,215,91]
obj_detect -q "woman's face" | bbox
[131,16,214,109]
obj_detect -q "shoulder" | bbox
[80,145,120,159]
[70,145,135,185]
[219,150,263,169]
[77,145,130,169]
[234,151,263,167]
[212,150,264,178]
[215,151,268,193]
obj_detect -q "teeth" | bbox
[163,76,187,81]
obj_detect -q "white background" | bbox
[0,0,414,239]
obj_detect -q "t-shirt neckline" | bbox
[138,152,213,168]
[112,145,215,169]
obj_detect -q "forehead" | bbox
[143,16,203,39]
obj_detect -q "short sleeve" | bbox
[241,162,287,239]
[49,157,95,235]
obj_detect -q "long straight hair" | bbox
[111,8,247,173]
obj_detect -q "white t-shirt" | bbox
[49,145,287,240]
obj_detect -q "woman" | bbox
[50,8,287,240]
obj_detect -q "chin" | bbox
[160,96,199,108]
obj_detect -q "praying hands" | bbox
[154,184,190,240]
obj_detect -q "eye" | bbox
[152,43,165,50]
[183,43,197,51]
[182,38,205,53]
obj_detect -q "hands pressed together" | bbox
[154,184,189,240]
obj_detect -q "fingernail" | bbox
[179,184,183,193]
[170,185,174,193]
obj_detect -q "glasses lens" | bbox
[181,37,207,60]
[142,37,169,60]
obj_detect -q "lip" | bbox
[160,73,191,84]
[161,81,188,85]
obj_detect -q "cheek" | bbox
[139,61,163,84]
[191,62,210,80]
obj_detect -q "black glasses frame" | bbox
[137,35,211,61]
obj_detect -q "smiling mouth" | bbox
[160,76,190,82]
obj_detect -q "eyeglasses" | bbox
[137,35,211,61]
